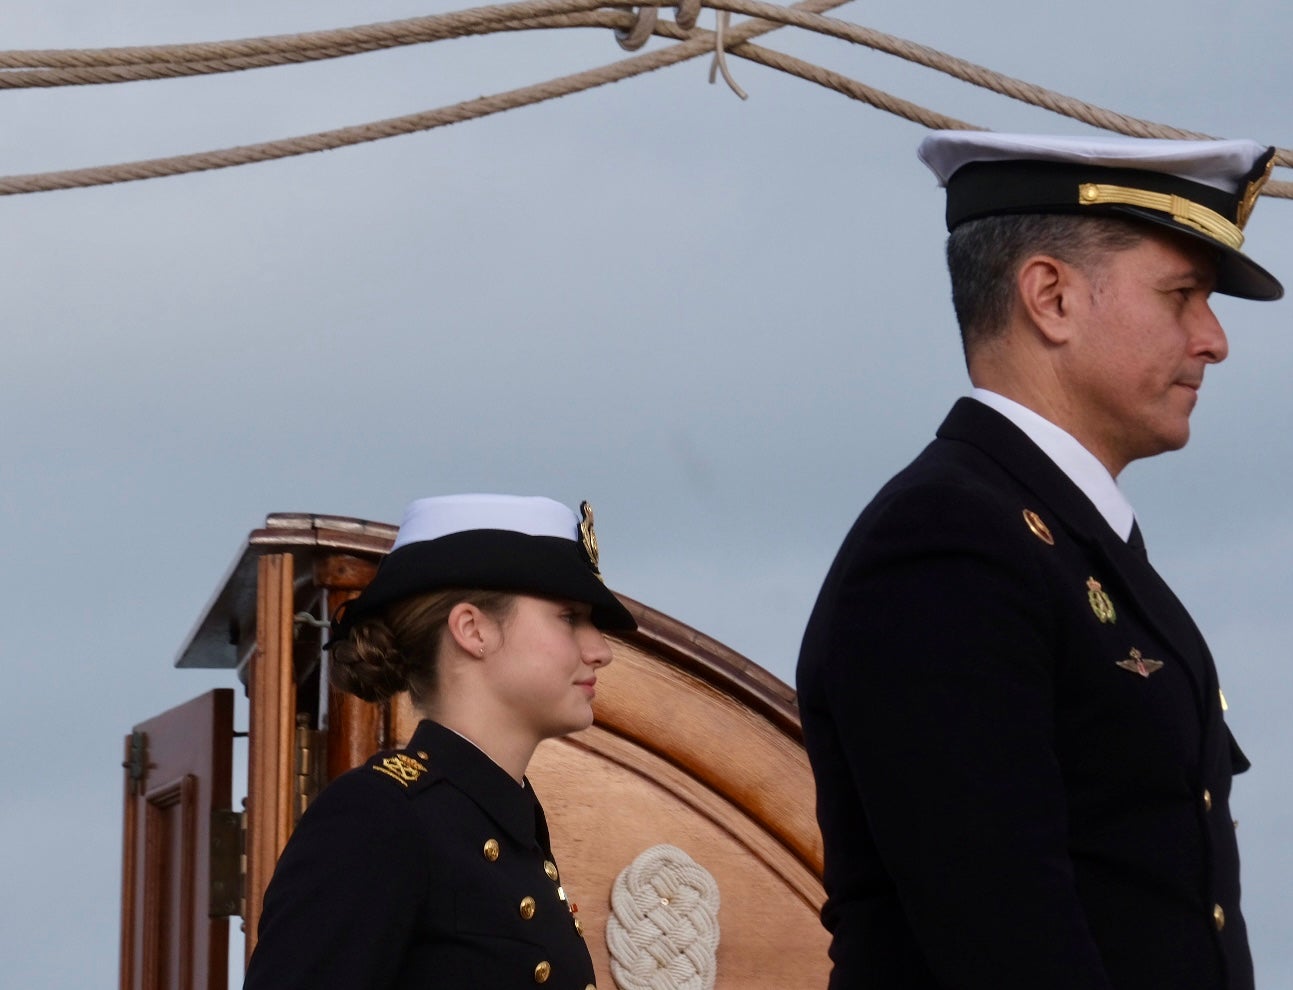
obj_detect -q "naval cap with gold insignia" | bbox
[918,131,1283,301]
[330,493,636,641]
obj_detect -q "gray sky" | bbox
[3,1,1290,985]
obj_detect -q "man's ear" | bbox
[1017,254,1080,344]
[445,602,490,658]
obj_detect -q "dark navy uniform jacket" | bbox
[244,718,597,990]
[797,398,1252,990]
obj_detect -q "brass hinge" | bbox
[122,730,149,795]
[295,715,327,822]
[209,808,246,919]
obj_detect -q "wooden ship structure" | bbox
[119,511,829,988]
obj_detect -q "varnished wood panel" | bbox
[119,689,232,990]
[243,554,297,965]
[530,729,829,989]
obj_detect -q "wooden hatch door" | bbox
[120,689,235,990]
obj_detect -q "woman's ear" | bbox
[1017,254,1081,345]
[445,602,491,659]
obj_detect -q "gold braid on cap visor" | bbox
[1077,182,1244,250]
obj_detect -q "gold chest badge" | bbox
[1086,577,1116,624]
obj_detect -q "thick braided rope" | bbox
[607,845,720,990]
[0,0,1288,197]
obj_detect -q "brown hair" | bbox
[328,589,515,706]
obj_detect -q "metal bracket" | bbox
[122,730,148,795]
[209,808,245,919]
[295,715,328,822]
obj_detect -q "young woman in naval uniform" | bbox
[244,493,636,990]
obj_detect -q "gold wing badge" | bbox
[1116,648,1163,679]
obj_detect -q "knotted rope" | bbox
[607,844,720,990]
[1,0,1289,198]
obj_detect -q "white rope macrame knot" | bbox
[607,844,720,990]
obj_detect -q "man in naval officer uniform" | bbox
[797,132,1283,989]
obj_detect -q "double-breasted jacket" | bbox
[797,398,1252,989]
[244,718,597,990]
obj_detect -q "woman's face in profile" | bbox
[484,594,613,742]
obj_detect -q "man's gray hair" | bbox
[946,213,1145,355]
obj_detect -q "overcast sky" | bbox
[3,1,1290,986]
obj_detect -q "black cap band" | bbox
[330,529,636,641]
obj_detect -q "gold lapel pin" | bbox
[1022,509,1054,545]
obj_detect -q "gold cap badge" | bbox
[1116,648,1163,678]
[1023,509,1054,545]
[1086,577,1116,624]
[578,500,603,581]
[1237,154,1275,229]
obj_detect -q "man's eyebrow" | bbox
[1163,264,1217,287]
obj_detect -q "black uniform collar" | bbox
[937,397,1118,543]
[405,719,543,847]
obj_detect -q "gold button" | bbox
[533,961,551,984]
[585,985,596,990]
[544,860,559,881]
[1203,789,1213,813]
[417,751,429,759]
[1213,904,1225,931]
[483,838,500,862]
[519,896,537,920]
[574,917,584,937]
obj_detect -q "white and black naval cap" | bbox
[330,493,636,640]
[918,131,1283,301]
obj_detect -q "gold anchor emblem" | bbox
[1116,648,1164,679]
[1086,577,1116,624]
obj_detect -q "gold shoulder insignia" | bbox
[1116,648,1163,678]
[372,752,428,787]
[1022,509,1054,546]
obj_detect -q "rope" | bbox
[606,844,720,990]
[708,11,748,100]
[1,0,1289,199]
[0,0,847,196]
[0,0,614,71]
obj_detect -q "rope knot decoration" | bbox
[607,844,720,990]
